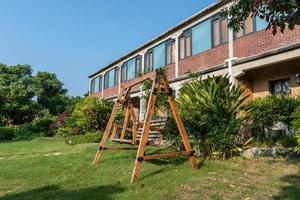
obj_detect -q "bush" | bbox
[64,131,103,145]
[248,95,300,138]
[0,123,45,142]
[0,127,15,141]
[279,134,298,148]
[176,74,248,159]
[57,97,114,137]
[12,124,42,141]
[292,107,300,152]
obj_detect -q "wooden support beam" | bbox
[111,125,118,140]
[160,71,198,170]
[140,151,192,161]
[114,124,133,132]
[129,103,138,145]
[93,102,121,164]
[131,75,158,183]
[120,105,130,140]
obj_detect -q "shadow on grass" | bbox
[273,174,300,200]
[0,184,125,200]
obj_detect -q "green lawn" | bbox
[0,138,299,200]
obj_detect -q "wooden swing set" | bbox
[93,69,198,183]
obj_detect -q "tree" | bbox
[221,0,300,34]
[33,72,69,115]
[0,64,38,125]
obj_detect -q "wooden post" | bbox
[129,103,138,144]
[160,72,198,169]
[131,76,158,183]
[120,105,130,140]
[93,101,121,164]
[111,124,118,140]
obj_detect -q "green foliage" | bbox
[0,64,39,125]
[292,107,300,152]
[278,134,298,148]
[247,95,300,138]
[176,74,248,158]
[221,0,300,34]
[0,127,15,141]
[64,131,103,145]
[33,71,70,115]
[57,97,114,136]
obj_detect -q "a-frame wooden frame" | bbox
[93,69,198,183]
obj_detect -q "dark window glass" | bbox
[166,40,175,65]
[212,18,221,47]
[99,76,102,91]
[221,18,228,43]
[91,78,95,93]
[121,63,127,82]
[179,36,185,60]
[270,79,291,95]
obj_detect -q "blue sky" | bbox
[0,0,214,96]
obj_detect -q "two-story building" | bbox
[89,0,300,121]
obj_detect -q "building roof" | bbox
[88,0,228,78]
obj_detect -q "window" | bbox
[270,79,291,95]
[144,50,153,71]
[104,67,118,89]
[234,14,268,39]
[98,76,102,92]
[235,16,254,38]
[90,78,96,94]
[212,16,229,47]
[192,19,212,55]
[121,55,141,82]
[179,30,191,60]
[145,40,173,71]
[127,58,136,80]
[255,15,268,31]
[153,42,166,69]
[166,39,175,65]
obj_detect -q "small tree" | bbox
[175,74,248,158]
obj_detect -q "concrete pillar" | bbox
[174,32,182,78]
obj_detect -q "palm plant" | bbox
[176,74,249,158]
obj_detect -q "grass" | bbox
[0,138,300,200]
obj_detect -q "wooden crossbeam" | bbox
[114,124,133,132]
[140,151,193,161]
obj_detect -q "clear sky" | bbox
[0,0,214,96]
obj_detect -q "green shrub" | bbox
[64,131,103,145]
[247,95,300,138]
[58,97,113,137]
[0,127,15,141]
[279,134,298,148]
[292,107,300,152]
[176,74,248,159]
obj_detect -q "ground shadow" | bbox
[273,174,300,200]
[0,184,125,200]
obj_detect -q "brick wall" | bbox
[102,85,119,99]
[90,91,102,99]
[178,43,228,76]
[234,26,300,58]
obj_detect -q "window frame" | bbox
[104,67,118,89]
[211,15,229,47]
[166,39,175,65]
[121,55,142,82]
[179,29,192,60]
[269,78,291,95]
